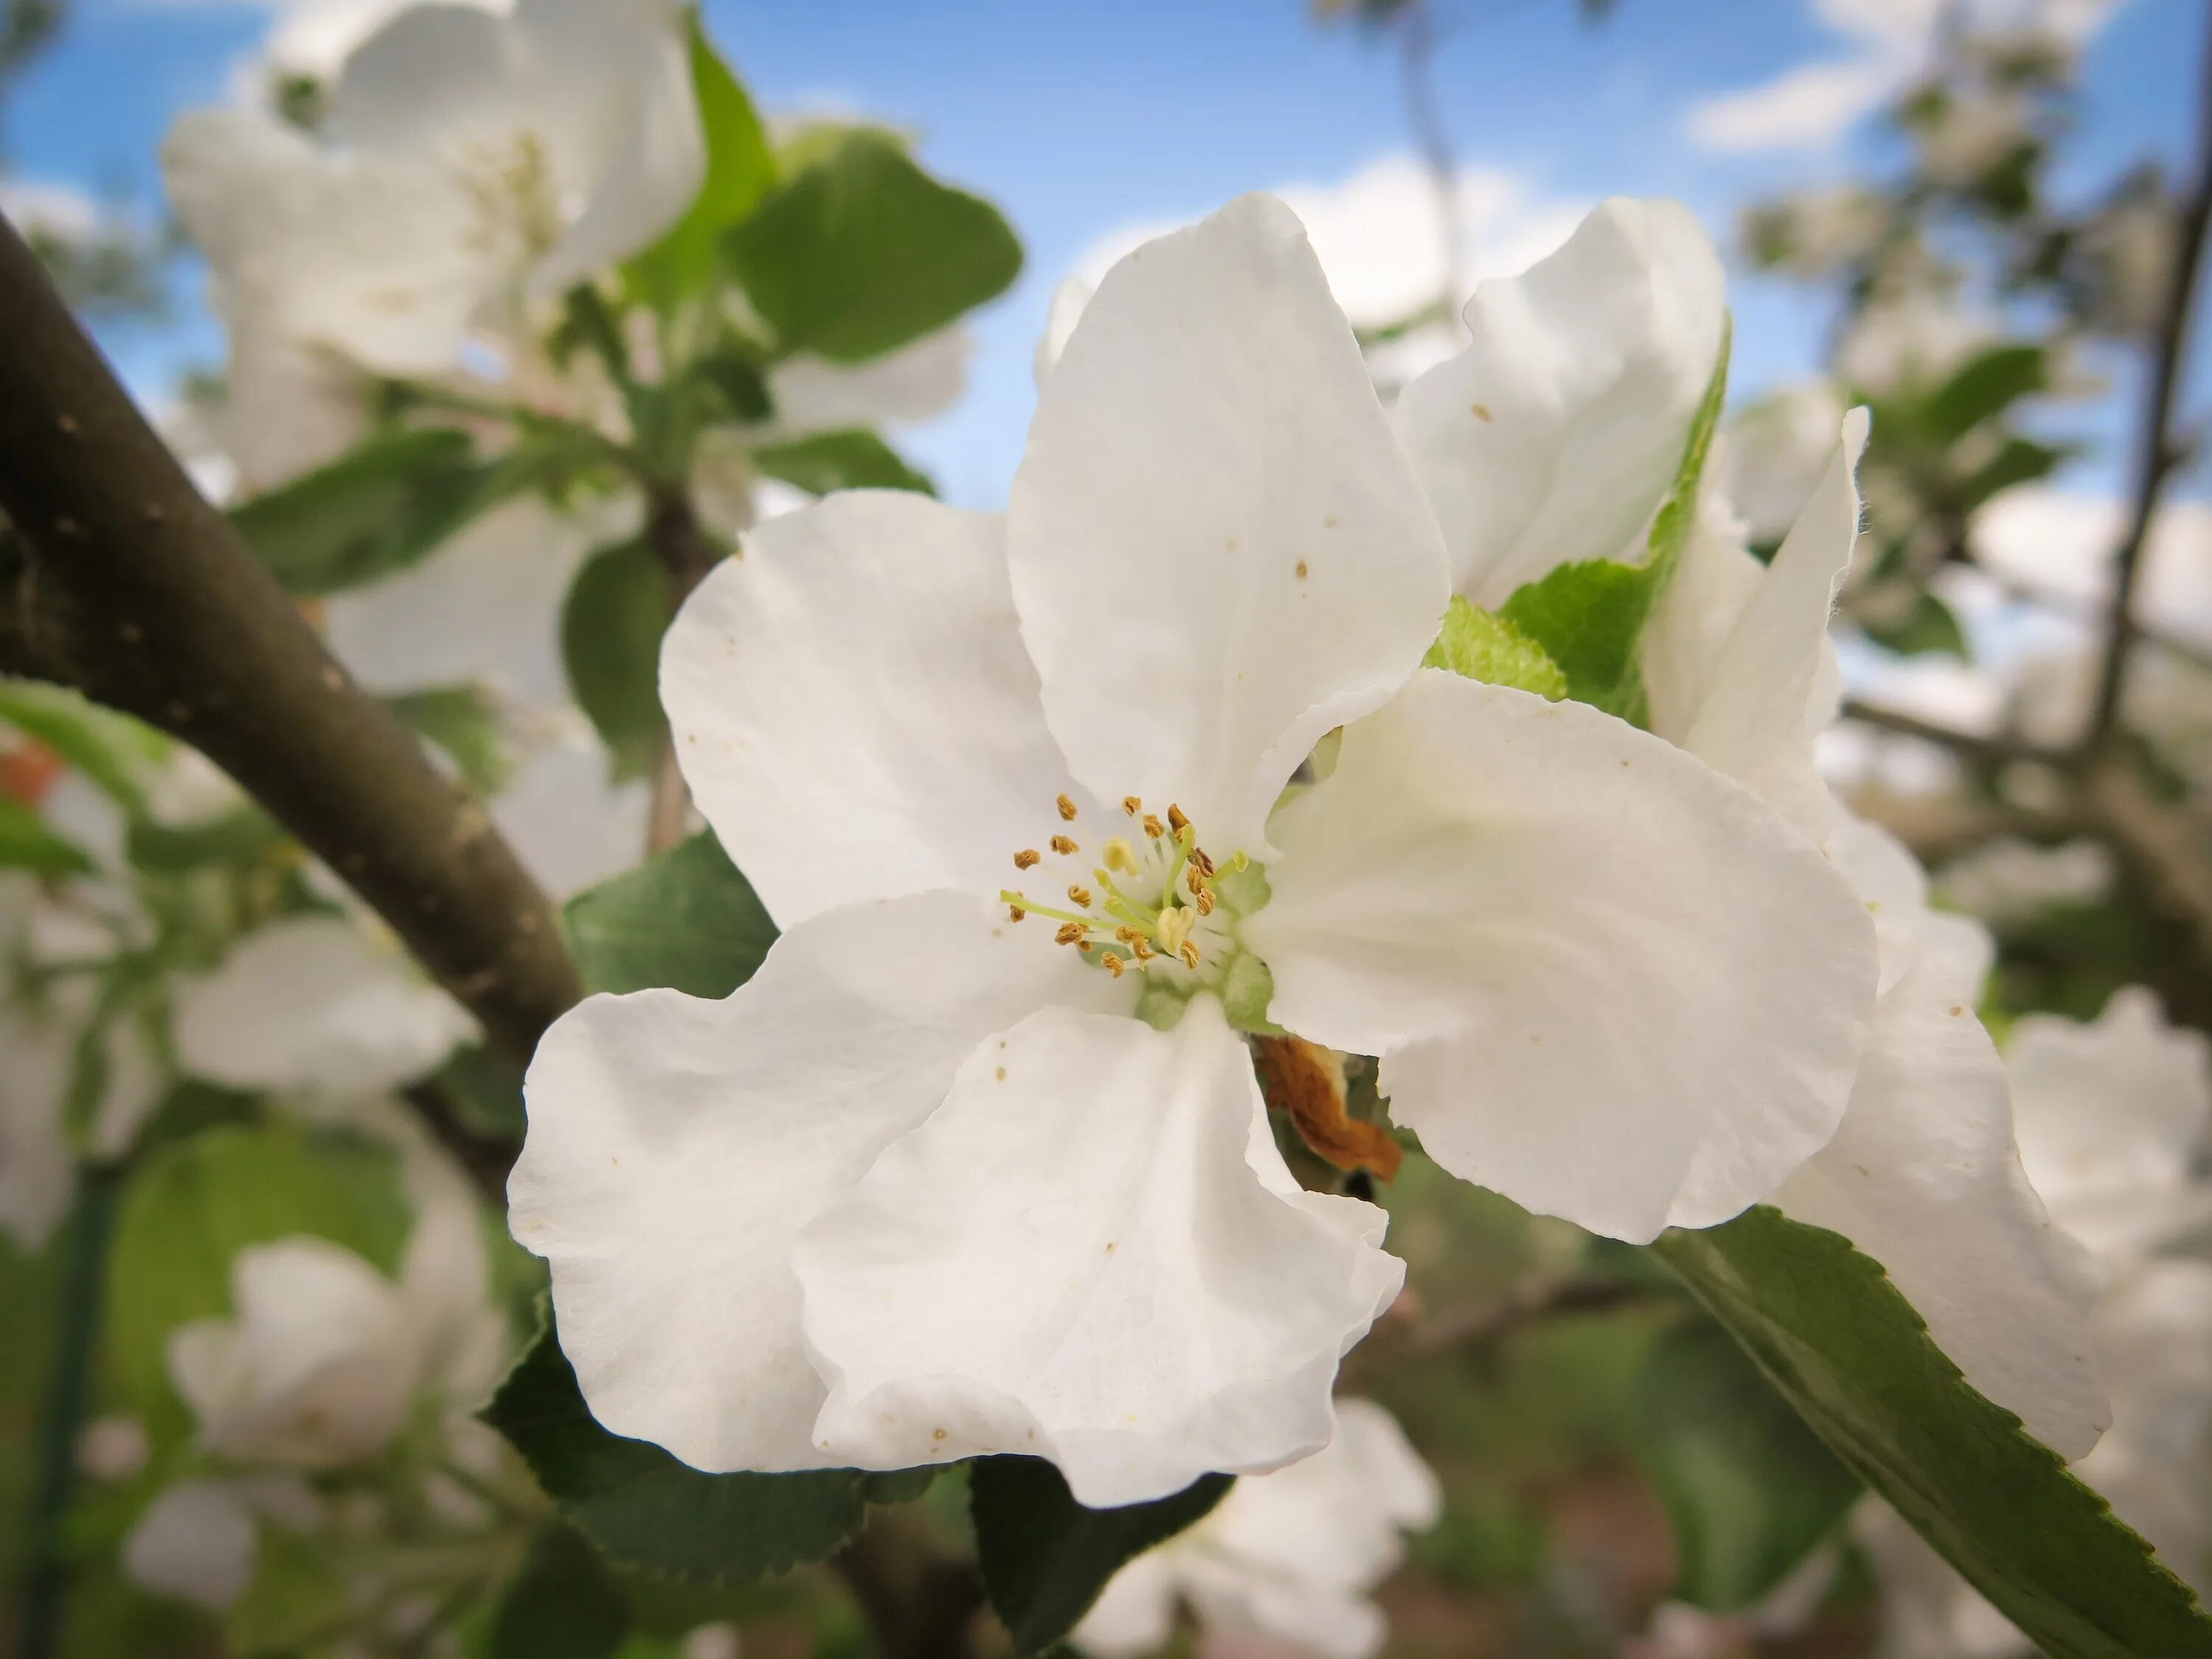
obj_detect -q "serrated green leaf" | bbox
[0,683,158,812]
[481,1320,902,1582]
[1422,597,1567,698]
[0,793,92,876]
[970,1457,1231,1657]
[1633,1320,1859,1611]
[493,1525,631,1659]
[564,830,776,999]
[1655,1206,2212,1659]
[105,1124,411,1443]
[1499,321,1730,723]
[386,683,515,796]
[753,429,936,496]
[727,132,1020,363]
[627,18,776,310]
[560,539,672,782]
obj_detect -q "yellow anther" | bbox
[1178,941,1202,970]
[1123,796,1142,816]
[1008,905,1027,922]
[1057,793,1079,821]
[1068,885,1094,908]
[1132,936,1155,960]
[1103,838,1139,874]
[1013,849,1042,870]
[1050,834,1079,855]
[1142,814,1166,840]
[1193,886,1216,917]
[1190,847,1216,877]
[1100,953,1127,978]
[1167,804,1191,834]
[1054,922,1087,946]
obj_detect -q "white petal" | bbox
[171,915,476,1098]
[122,1481,259,1610]
[0,998,78,1251]
[1658,412,1869,845]
[487,734,653,903]
[219,327,369,493]
[766,327,973,436]
[1394,198,1726,605]
[1071,1548,1181,1659]
[1245,672,1876,1243]
[796,998,1403,1506]
[663,493,1088,928]
[1180,1554,1385,1659]
[1774,947,2108,1458]
[1030,276,1093,387]
[509,891,1129,1473]
[1639,457,1767,747]
[163,109,497,378]
[1007,193,1450,861]
[1826,811,1934,997]
[2007,987,2212,1270]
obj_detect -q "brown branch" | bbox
[2081,758,2212,970]
[2084,22,2212,749]
[642,484,722,855]
[1839,696,2062,769]
[0,210,579,1172]
[1343,1276,1655,1388]
[831,1509,987,1659]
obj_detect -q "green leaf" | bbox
[1655,1206,2212,1659]
[0,793,92,875]
[230,427,494,597]
[124,805,286,874]
[1422,597,1567,698]
[753,429,936,496]
[627,18,776,309]
[224,1521,348,1656]
[560,539,672,781]
[726,131,1021,363]
[969,1456,1232,1657]
[1862,591,1969,659]
[386,683,515,795]
[483,1320,916,1583]
[1499,321,1730,724]
[105,1124,410,1441]
[564,830,776,999]
[493,1526,632,1659]
[1924,343,2048,442]
[0,682,158,811]
[1633,1320,1859,1611]
[1957,434,2070,509]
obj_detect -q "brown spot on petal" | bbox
[1251,1034,1402,1180]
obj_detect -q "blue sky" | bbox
[4,0,2201,507]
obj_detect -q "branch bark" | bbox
[2084,22,2212,749]
[0,211,580,1116]
[643,483,723,855]
[831,1509,988,1659]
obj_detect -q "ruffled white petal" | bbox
[1007,192,1449,861]
[662,492,1088,928]
[1652,412,1868,846]
[509,891,1129,1473]
[170,915,476,1098]
[1030,276,1093,387]
[766,327,973,436]
[1394,198,1727,605]
[2007,987,2212,1272]
[796,998,1403,1506]
[1773,930,2108,1458]
[1245,672,1876,1243]
[1070,1548,1180,1658]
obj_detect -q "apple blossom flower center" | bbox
[454,129,566,263]
[1001,794,1253,987]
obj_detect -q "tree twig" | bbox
[831,1508,987,1659]
[1343,1276,1657,1388]
[0,212,581,1105]
[1838,696,2062,769]
[2084,21,2212,750]
[2081,757,2212,970]
[642,484,723,855]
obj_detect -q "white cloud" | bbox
[1684,0,2125,156]
[1065,154,1587,368]
[0,176,104,240]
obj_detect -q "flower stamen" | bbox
[1057,793,1079,821]
[1013,849,1042,870]
[1050,835,1079,855]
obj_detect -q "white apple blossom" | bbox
[1722,381,1851,545]
[1395,195,2106,1455]
[512,193,1877,1506]
[2006,987,2212,1273]
[1072,1399,1440,1659]
[1934,836,2115,923]
[163,0,704,381]
[122,1475,319,1612]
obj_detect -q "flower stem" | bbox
[18,1160,123,1659]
